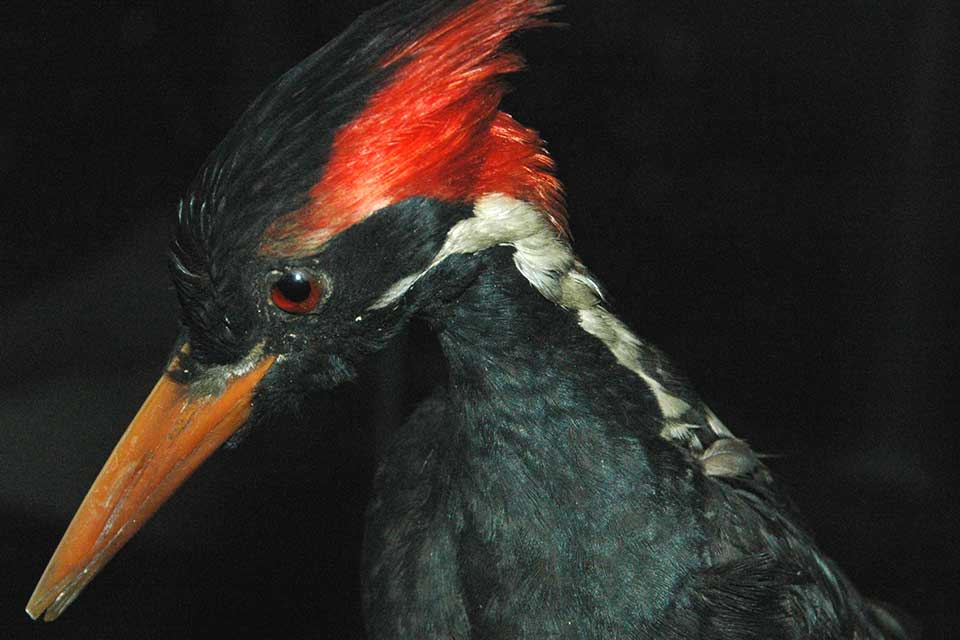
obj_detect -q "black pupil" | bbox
[276,272,312,302]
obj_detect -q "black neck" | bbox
[426,246,661,446]
[364,246,706,637]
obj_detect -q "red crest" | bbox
[261,0,565,256]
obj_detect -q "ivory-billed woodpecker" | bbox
[27,1,914,637]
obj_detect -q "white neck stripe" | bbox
[370,194,715,423]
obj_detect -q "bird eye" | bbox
[270,270,323,314]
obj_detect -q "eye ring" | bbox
[270,270,324,314]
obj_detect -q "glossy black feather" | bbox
[151,1,916,636]
[169,0,477,364]
[356,241,911,638]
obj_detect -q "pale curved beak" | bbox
[26,347,276,621]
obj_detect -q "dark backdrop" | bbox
[2,1,957,638]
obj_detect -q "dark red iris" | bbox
[271,270,322,313]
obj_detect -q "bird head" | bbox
[27,0,565,621]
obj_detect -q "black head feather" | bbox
[169,0,475,363]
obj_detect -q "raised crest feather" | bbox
[260,0,565,257]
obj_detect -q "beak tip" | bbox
[26,590,50,622]
[25,598,45,622]
[26,587,71,623]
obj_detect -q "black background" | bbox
[2,1,957,638]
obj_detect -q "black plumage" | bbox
[27,0,916,637]
[352,231,913,638]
